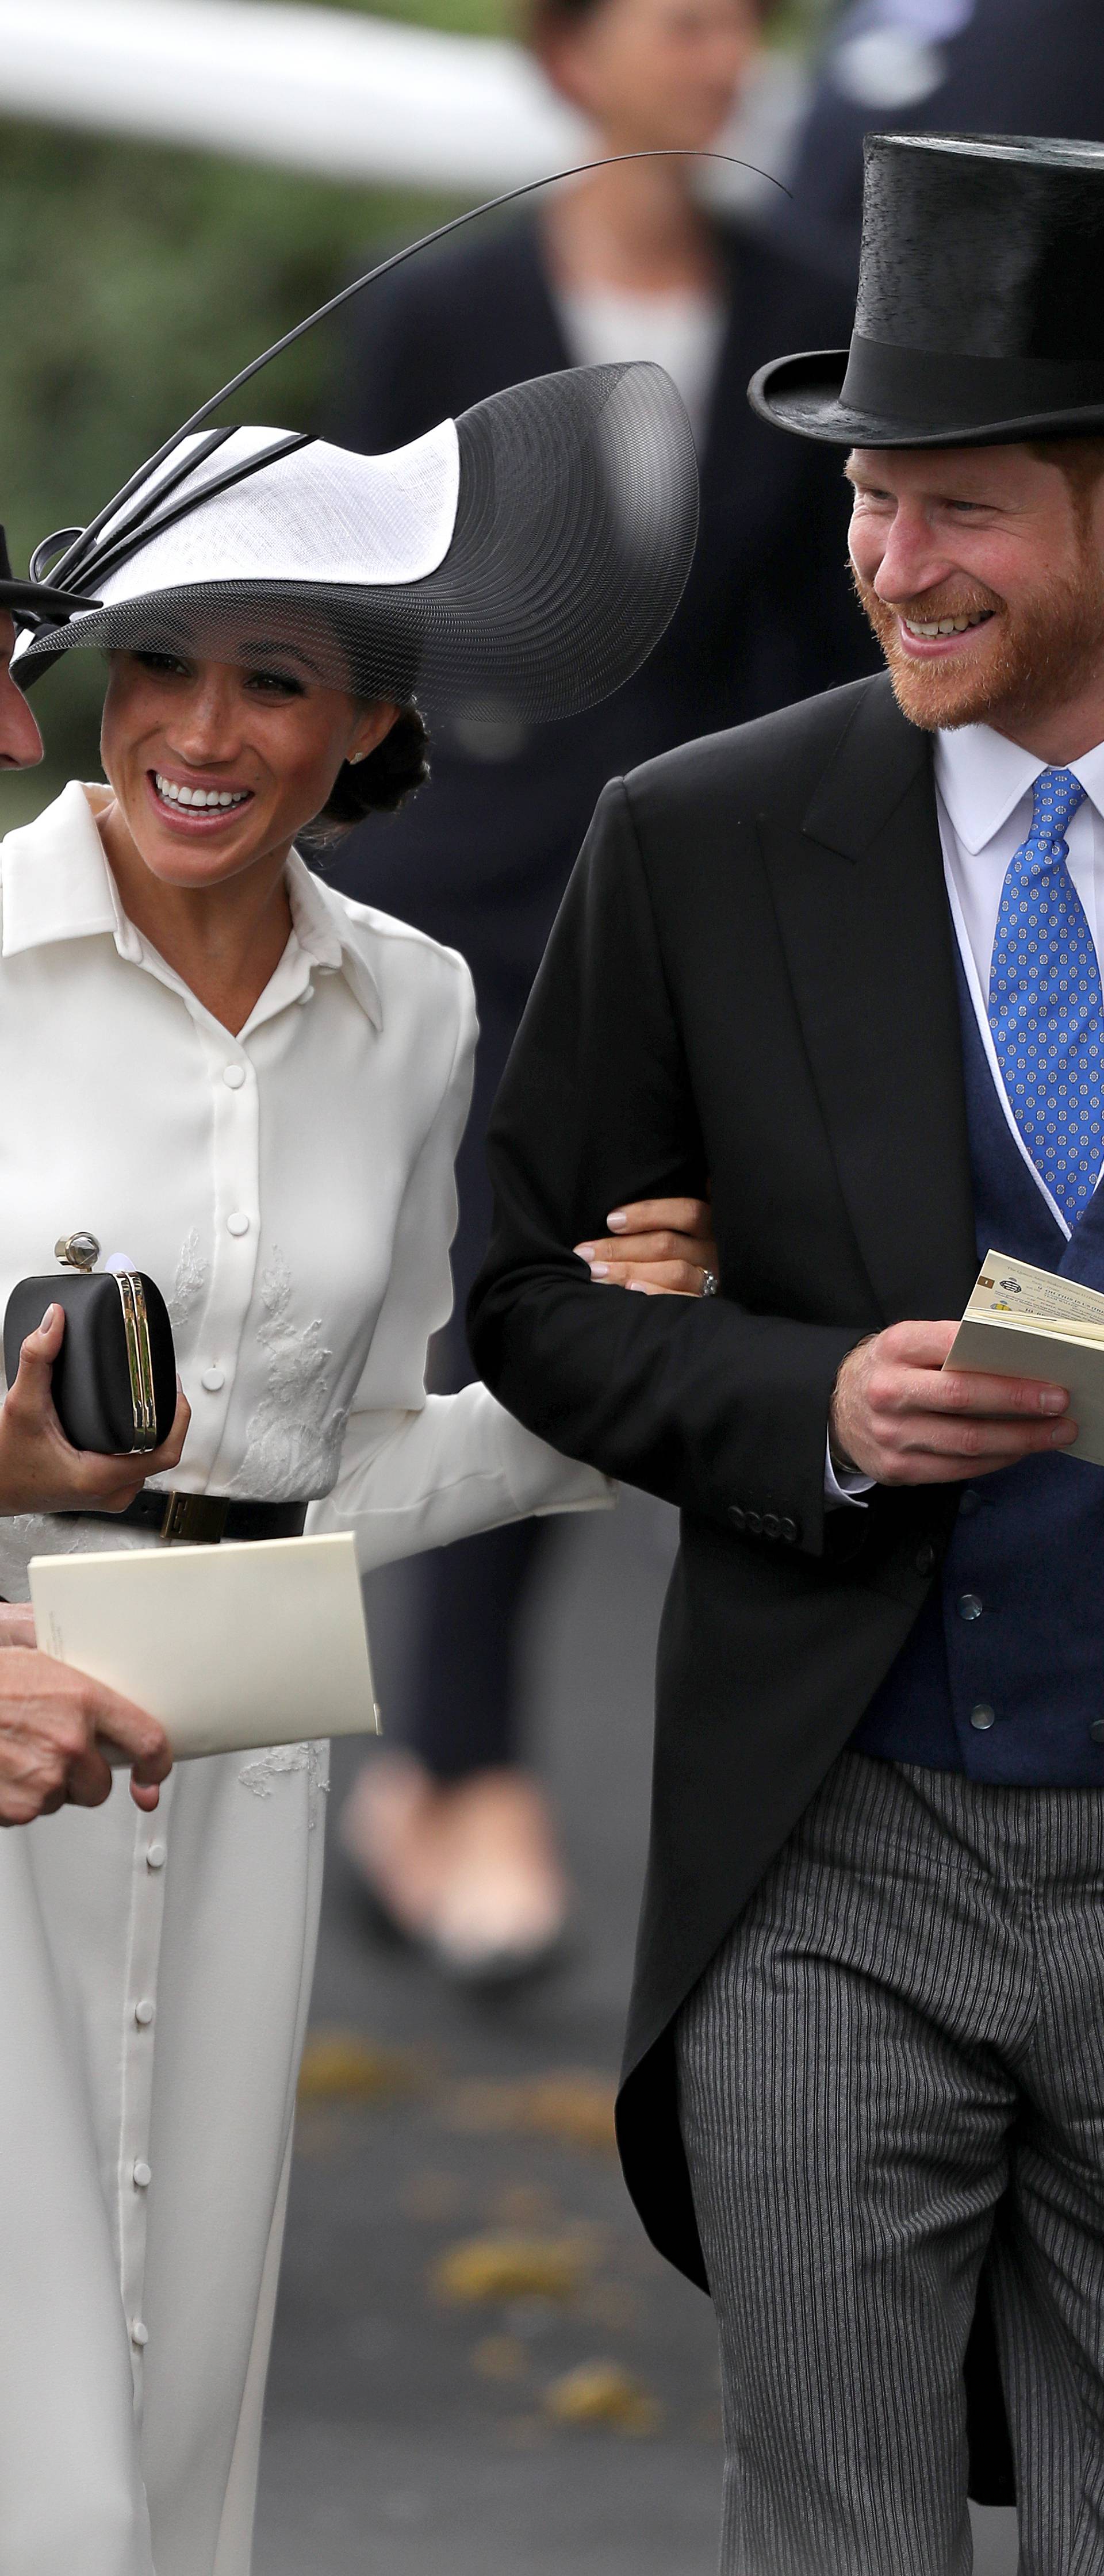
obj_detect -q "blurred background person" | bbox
[329,0,878,1988]
[771,0,1104,285]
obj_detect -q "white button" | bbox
[130,2319,149,2348]
[298,984,315,1006]
[133,1998,155,2027]
[201,1367,225,1393]
[223,1064,246,1089]
[227,1212,250,1237]
[132,2159,152,2188]
[145,1841,166,1870]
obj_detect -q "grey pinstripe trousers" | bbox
[676,1749,1104,2575]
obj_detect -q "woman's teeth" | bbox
[902,611,991,639]
[154,773,251,809]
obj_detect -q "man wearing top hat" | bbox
[0,536,170,1825]
[470,132,1104,2570]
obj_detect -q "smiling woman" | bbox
[0,353,710,2576]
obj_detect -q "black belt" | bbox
[58,1492,309,1546]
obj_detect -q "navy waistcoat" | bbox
[853,942,1104,1784]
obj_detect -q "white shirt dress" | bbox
[0,783,608,2576]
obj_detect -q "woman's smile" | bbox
[145,765,257,834]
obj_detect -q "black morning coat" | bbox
[467,670,1017,2504]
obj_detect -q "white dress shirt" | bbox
[826,720,1104,1506]
[0,780,610,2575]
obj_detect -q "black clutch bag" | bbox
[3,1232,177,1455]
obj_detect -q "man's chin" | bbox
[879,637,1010,733]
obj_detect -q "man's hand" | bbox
[574,1197,718,1296]
[830,1319,1078,1486]
[0,1302,189,1516]
[0,1647,171,1824]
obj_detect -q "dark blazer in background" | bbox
[325,213,877,1301]
[775,0,1104,287]
[468,672,1017,2499]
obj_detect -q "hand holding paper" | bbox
[29,1532,380,1762]
[830,1279,1078,1487]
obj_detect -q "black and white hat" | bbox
[13,363,697,721]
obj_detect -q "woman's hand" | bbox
[0,1644,171,1823]
[574,1196,718,1297]
[0,1302,190,1516]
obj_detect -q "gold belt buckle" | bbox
[160,1493,230,1547]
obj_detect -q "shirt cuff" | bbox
[824,1433,874,1509]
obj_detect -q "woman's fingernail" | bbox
[589,1261,610,1278]
[606,1211,628,1231]
[39,1305,55,1331]
[627,1279,651,1294]
[574,1244,595,1261]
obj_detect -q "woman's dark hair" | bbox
[310,703,430,839]
[527,0,776,34]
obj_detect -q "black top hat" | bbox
[750,133,1104,449]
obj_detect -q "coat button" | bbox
[780,1516,799,1544]
[915,1542,936,1576]
[222,1064,246,1090]
[744,1510,763,1536]
[145,1842,166,1870]
[1091,1721,1104,1746]
[227,1212,250,1237]
[762,1513,781,1540]
[958,1593,983,1621]
[133,1998,155,2027]
[130,2320,149,2348]
[132,2160,152,2188]
[201,1366,225,1393]
[958,1489,980,1519]
[728,1506,746,1532]
[970,1703,995,1731]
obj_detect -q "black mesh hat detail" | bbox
[750,133,1104,450]
[16,365,698,719]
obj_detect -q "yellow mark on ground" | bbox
[543,2360,662,2437]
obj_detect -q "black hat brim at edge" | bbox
[748,347,1104,451]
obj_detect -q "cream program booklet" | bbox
[946,1249,1104,1467]
[29,1531,381,1760]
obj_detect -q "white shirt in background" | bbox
[557,283,726,444]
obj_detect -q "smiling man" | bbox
[470,133,1104,2573]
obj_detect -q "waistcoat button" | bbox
[915,1542,936,1575]
[958,1593,983,1621]
[970,1703,995,1731]
[958,1490,980,1518]
[1091,1720,1104,1746]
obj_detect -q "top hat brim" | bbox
[749,348,1104,451]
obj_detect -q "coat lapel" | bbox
[761,678,978,1325]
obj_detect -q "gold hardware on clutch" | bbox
[160,1493,230,1547]
[55,1232,100,1271]
[112,1271,158,1453]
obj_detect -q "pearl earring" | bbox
[349,750,367,765]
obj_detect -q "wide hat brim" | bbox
[15,365,699,723]
[748,347,1104,450]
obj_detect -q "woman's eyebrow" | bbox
[235,638,323,676]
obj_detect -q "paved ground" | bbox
[253,1492,1019,2575]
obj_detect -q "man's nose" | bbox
[0,663,44,770]
[869,506,956,604]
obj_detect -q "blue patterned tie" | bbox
[988,765,1103,1224]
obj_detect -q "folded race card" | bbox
[29,1532,381,1759]
[945,1248,1104,1468]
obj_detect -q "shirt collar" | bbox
[0,781,382,1028]
[935,723,1104,853]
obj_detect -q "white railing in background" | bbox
[0,0,802,198]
